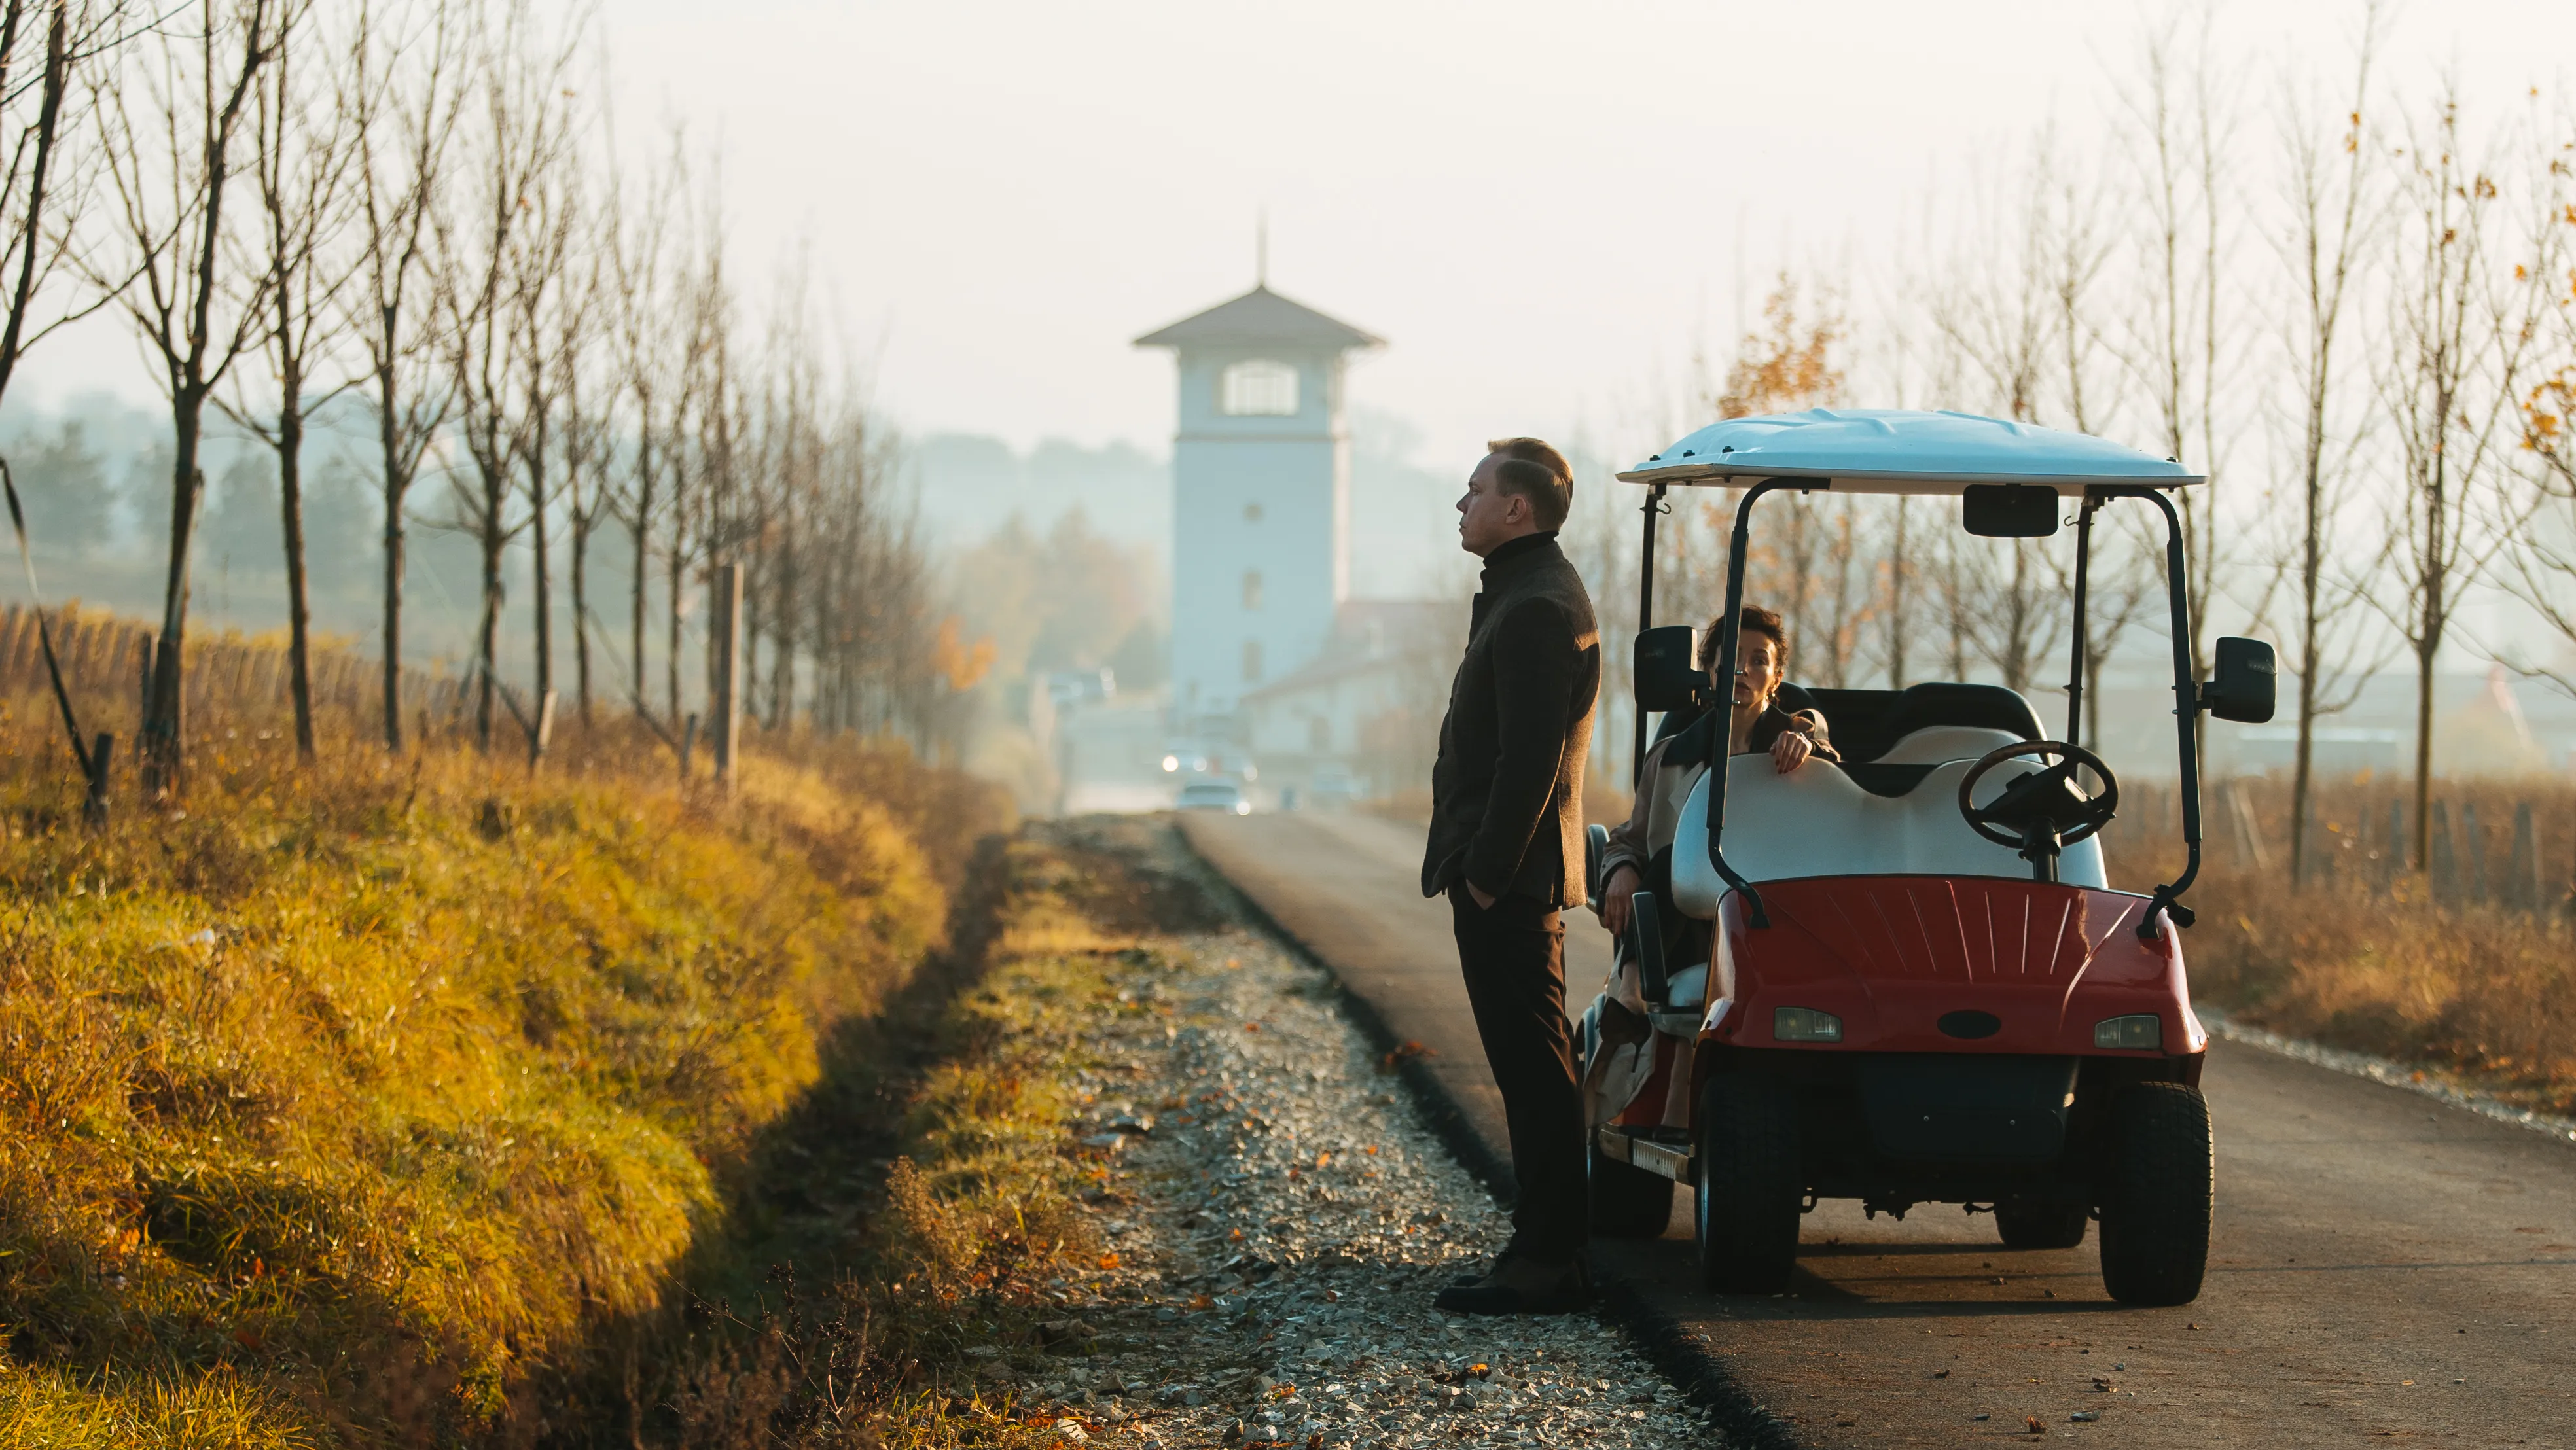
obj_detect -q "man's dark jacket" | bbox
[1420,531,1600,907]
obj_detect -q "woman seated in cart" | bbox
[1595,603,1833,946]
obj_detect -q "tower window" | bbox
[1219,359,1298,416]
[1242,639,1264,682]
[1242,570,1263,610]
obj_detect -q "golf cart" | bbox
[1575,408,2272,1307]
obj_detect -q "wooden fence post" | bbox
[2464,801,2487,905]
[2430,801,2456,902]
[711,563,741,797]
[2509,800,2538,913]
[2385,798,2404,889]
[83,733,113,828]
[529,689,558,771]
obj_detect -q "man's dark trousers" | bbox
[1449,885,1585,1261]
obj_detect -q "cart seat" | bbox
[1667,749,2108,919]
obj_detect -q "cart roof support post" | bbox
[2065,492,2097,747]
[1706,476,1812,929]
[2100,485,2203,939]
[1632,481,1668,786]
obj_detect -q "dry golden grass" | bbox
[2108,774,2576,1115]
[0,665,1009,1444]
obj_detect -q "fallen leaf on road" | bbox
[2026,1415,2047,1433]
[1379,1040,1437,1072]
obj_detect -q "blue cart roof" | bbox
[1616,408,2203,493]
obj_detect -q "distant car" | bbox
[1176,780,1252,815]
[1306,770,1362,808]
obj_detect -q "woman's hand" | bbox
[1600,862,1641,936]
[1770,725,1814,774]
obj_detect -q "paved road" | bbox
[1181,809,2576,1448]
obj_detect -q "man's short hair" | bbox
[1486,436,1573,530]
[1701,605,1789,669]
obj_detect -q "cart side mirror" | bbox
[2202,636,2276,724]
[1962,484,2062,537]
[1633,625,1706,713]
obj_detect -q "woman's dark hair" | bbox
[1699,605,1789,670]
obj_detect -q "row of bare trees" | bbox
[2,0,966,800]
[1572,7,2576,891]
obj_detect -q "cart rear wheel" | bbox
[1693,1075,1801,1293]
[2097,1082,2211,1305]
[1995,1200,2090,1250]
[1588,1133,1677,1239]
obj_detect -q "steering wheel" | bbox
[1957,739,2120,853]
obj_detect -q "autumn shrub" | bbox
[0,644,1009,1444]
[2107,773,2576,1114]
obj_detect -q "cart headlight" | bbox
[2094,1014,2162,1050]
[1774,1006,1842,1042]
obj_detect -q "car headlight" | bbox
[1162,754,1179,772]
[1773,1006,1842,1042]
[2094,1014,2162,1050]
[1234,800,1251,815]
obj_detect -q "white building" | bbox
[1241,599,1457,799]
[1136,283,1382,731]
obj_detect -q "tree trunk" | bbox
[666,481,685,726]
[379,347,407,752]
[476,466,506,753]
[770,526,795,728]
[144,408,207,797]
[530,435,552,713]
[278,383,313,758]
[571,496,592,728]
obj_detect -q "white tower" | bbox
[1136,283,1381,730]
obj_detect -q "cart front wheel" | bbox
[2096,1082,2212,1305]
[1693,1075,1801,1293]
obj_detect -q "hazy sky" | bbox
[29,1,2576,476]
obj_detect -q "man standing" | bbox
[1422,436,1600,1315]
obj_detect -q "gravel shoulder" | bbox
[1021,817,1716,1449]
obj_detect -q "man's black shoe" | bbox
[1445,1246,1520,1290]
[1433,1254,1590,1315]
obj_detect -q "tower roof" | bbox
[1134,284,1383,352]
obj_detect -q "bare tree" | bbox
[219,0,355,760]
[600,123,684,726]
[2375,84,2551,872]
[505,99,583,742]
[560,233,609,728]
[89,0,280,796]
[1932,150,2069,691]
[0,3,105,415]
[2117,14,2241,704]
[2487,103,2576,701]
[435,0,576,751]
[2267,14,2390,885]
[348,0,460,752]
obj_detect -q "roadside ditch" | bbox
[615,815,1725,1449]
